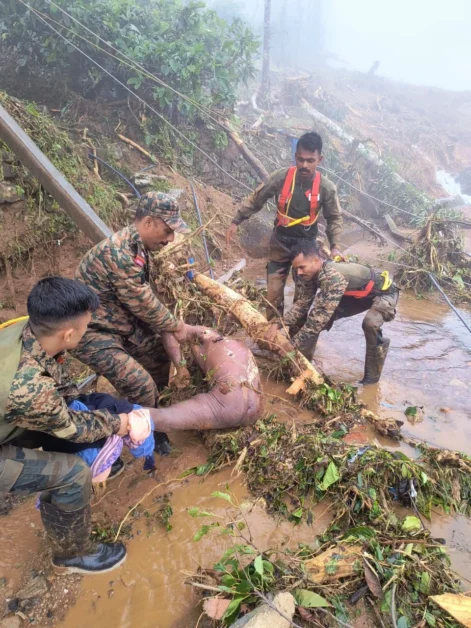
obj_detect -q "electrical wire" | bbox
[32,0,436,223]
[15,0,471,329]
[16,0,253,195]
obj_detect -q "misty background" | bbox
[208,0,471,92]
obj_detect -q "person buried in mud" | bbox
[226,132,344,320]
[150,326,264,431]
[72,191,198,457]
[0,278,152,575]
[269,240,399,384]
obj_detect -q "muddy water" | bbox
[59,468,332,628]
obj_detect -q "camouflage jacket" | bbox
[285,262,349,347]
[232,168,343,247]
[2,325,121,444]
[76,223,178,337]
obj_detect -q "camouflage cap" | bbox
[138,191,190,234]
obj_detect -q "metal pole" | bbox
[0,104,111,244]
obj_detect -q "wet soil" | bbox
[1,232,470,627]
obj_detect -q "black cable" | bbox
[88,153,141,198]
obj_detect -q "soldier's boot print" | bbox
[361,337,390,385]
[40,500,126,575]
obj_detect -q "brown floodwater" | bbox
[2,249,470,628]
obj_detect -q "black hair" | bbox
[27,277,99,337]
[297,132,323,155]
[289,239,322,262]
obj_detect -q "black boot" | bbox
[154,431,172,456]
[361,338,390,384]
[40,501,126,575]
[296,334,319,362]
[108,457,125,480]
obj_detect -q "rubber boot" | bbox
[360,338,390,384]
[40,500,126,575]
[154,431,172,456]
[296,334,319,362]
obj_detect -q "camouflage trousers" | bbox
[0,444,92,511]
[72,325,170,407]
[266,232,314,320]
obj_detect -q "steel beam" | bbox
[0,103,111,244]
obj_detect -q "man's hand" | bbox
[127,408,152,445]
[117,413,130,437]
[172,365,191,390]
[265,322,293,354]
[173,321,194,344]
[226,222,238,245]
[330,248,346,262]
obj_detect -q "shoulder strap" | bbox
[0,319,29,422]
[277,167,297,213]
[310,171,321,213]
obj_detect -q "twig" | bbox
[186,581,222,594]
[317,608,354,628]
[253,591,303,628]
[156,216,217,259]
[113,474,192,541]
[117,133,155,161]
[390,583,398,628]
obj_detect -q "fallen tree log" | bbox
[194,272,405,439]
[384,213,412,243]
[193,272,324,389]
[224,120,269,182]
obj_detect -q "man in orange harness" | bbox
[274,239,399,384]
[226,132,343,318]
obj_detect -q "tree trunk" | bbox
[260,0,271,106]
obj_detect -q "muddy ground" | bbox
[1,228,470,628]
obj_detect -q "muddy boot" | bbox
[40,501,126,575]
[296,334,319,362]
[154,431,172,456]
[361,338,390,384]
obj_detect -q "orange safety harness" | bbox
[276,167,321,228]
[344,280,375,299]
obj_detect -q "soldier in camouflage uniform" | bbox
[72,192,194,455]
[227,132,343,319]
[0,277,144,574]
[279,240,399,384]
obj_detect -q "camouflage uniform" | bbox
[0,324,121,509]
[233,168,343,318]
[73,196,188,407]
[285,261,399,355]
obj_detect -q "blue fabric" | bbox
[67,399,156,470]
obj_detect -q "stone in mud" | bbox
[239,205,274,259]
[0,617,22,628]
[0,182,23,204]
[231,592,295,628]
[16,576,48,601]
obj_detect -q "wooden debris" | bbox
[305,544,363,584]
[224,119,269,182]
[384,213,412,242]
[117,133,155,161]
[430,593,471,627]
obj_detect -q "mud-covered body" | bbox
[153,327,263,431]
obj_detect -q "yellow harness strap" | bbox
[380,271,392,291]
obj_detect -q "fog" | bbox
[208,0,471,92]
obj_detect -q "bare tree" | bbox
[260,0,271,105]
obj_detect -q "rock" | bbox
[231,592,295,628]
[1,163,16,180]
[0,617,22,628]
[16,576,48,600]
[0,182,23,204]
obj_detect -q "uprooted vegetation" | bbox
[395,214,471,303]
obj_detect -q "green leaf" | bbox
[294,589,330,608]
[291,507,303,520]
[319,461,340,491]
[222,596,246,624]
[187,507,215,518]
[424,611,437,626]
[402,516,421,533]
[211,491,233,504]
[343,526,377,540]
[405,406,417,417]
[193,525,210,541]
[419,571,431,593]
[196,463,213,476]
[254,555,264,577]
[397,617,411,628]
